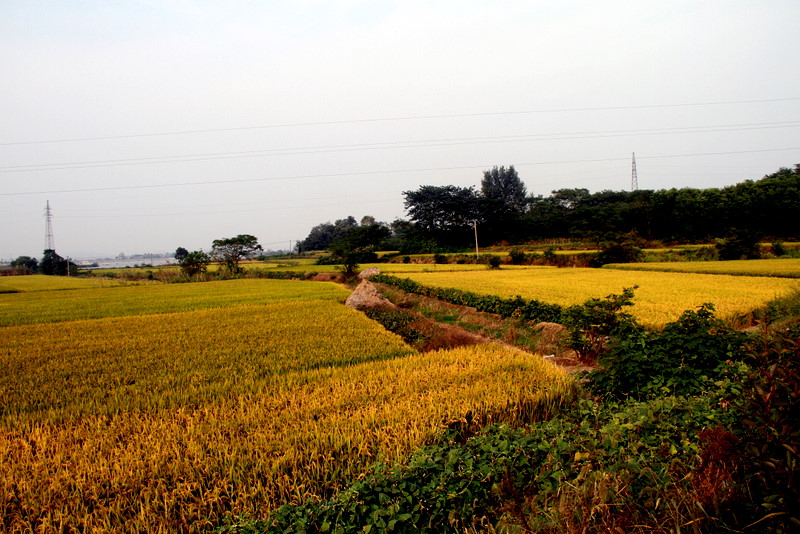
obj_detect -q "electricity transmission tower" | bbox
[631,152,639,191]
[44,200,55,251]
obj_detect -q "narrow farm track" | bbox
[366,280,590,372]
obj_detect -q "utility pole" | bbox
[473,221,479,259]
[631,152,639,191]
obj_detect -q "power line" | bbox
[3,146,798,197]
[54,196,399,219]
[2,97,798,146]
[3,120,798,173]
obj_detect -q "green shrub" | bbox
[716,229,762,260]
[370,274,563,324]
[734,323,800,531]
[543,246,557,264]
[592,241,643,266]
[562,287,638,363]
[509,248,527,265]
[225,391,741,534]
[361,306,428,344]
[180,250,211,277]
[588,303,747,400]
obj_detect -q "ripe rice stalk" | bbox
[401,268,798,328]
[1,344,574,533]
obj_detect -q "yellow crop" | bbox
[401,267,798,327]
[604,258,800,278]
[1,300,414,425]
[0,277,574,532]
[0,277,349,326]
[0,274,129,293]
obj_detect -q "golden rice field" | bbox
[0,277,349,326]
[0,274,131,293]
[89,261,523,278]
[0,277,574,533]
[604,258,800,278]
[401,267,799,327]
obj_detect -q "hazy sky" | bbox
[2,1,799,259]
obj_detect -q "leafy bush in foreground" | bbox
[221,392,742,534]
[735,322,800,531]
[587,303,747,400]
[561,286,638,363]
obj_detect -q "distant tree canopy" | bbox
[211,234,262,274]
[524,166,800,242]
[481,165,527,215]
[402,185,482,250]
[10,256,38,273]
[327,223,391,275]
[297,216,395,254]
[180,250,211,277]
[297,217,359,252]
[174,247,189,262]
[299,165,800,254]
[479,165,529,243]
[39,249,74,276]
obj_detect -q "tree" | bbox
[479,165,529,242]
[551,188,591,209]
[327,224,391,276]
[591,232,644,266]
[40,249,73,276]
[174,247,189,262]
[298,216,360,252]
[480,165,528,214]
[715,228,762,260]
[211,234,262,274]
[180,250,211,277]
[10,256,38,273]
[403,185,481,248]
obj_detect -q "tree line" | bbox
[298,164,800,254]
[6,235,264,278]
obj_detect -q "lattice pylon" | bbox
[44,200,55,251]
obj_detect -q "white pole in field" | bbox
[474,221,479,259]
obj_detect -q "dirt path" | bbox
[345,279,593,373]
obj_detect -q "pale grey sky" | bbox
[2,1,799,259]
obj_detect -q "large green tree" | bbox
[403,185,481,248]
[480,165,527,214]
[479,165,529,242]
[298,216,359,252]
[211,235,262,274]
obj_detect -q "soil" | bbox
[338,279,592,373]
